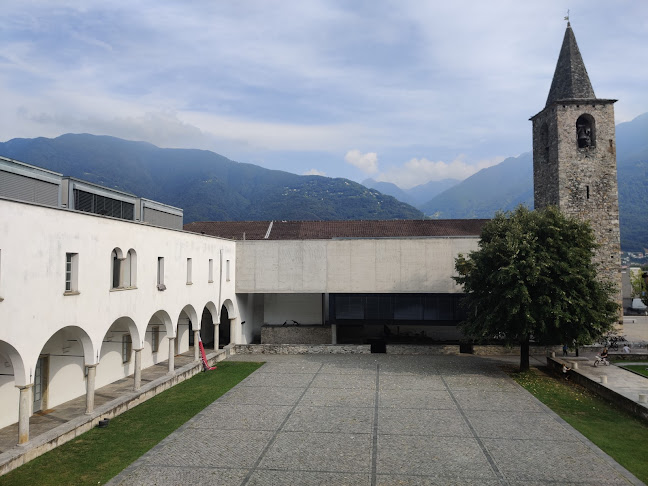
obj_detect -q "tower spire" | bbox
[545,23,595,107]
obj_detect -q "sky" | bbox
[1,1,647,189]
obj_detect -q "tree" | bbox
[454,205,619,371]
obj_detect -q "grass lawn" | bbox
[0,361,263,486]
[510,366,648,484]
[618,364,648,378]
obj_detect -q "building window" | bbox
[111,249,122,289]
[122,334,132,363]
[157,257,166,290]
[576,114,596,148]
[186,258,193,285]
[208,258,214,283]
[126,249,137,287]
[152,326,160,353]
[226,259,231,281]
[65,253,79,294]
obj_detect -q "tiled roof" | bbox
[545,23,596,106]
[184,219,487,240]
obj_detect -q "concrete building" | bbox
[0,159,241,444]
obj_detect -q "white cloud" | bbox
[304,168,326,176]
[345,149,378,174]
[376,155,506,189]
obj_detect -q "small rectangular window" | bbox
[122,334,132,363]
[208,258,214,283]
[157,257,165,290]
[226,259,231,281]
[186,258,192,284]
[65,253,79,294]
[152,326,160,353]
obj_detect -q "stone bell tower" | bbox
[530,22,622,306]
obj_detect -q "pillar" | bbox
[85,364,97,414]
[133,348,142,391]
[230,318,236,345]
[214,323,220,351]
[17,384,33,445]
[193,330,200,360]
[168,337,175,374]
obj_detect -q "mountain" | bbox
[415,113,648,251]
[362,178,459,206]
[420,152,533,218]
[0,134,424,223]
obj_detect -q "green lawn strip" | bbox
[0,361,264,486]
[618,364,648,378]
[509,366,648,484]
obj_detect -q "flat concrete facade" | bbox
[236,238,478,294]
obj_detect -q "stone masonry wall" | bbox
[261,325,332,344]
[533,100,622,311]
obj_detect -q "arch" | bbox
[204,300,219,320]
[150,310,174,338]
[111,247,124,289]
[31,326,96,412]
[105,316,142,349]
[0,341,27,386]
[576,113,596,148]
[220,298,237,319]
[176,306,197,354]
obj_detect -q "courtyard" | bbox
[108,353,642,486]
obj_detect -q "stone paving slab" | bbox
[108,354,644,486]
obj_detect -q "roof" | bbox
[545,23,596,106]
[183,219,488,240]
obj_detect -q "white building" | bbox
[0,156,481,446]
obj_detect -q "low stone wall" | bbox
[547,357,648,423]
[386,345,459,355]
[473,345,561,356]
[0,349,228,477]
[261,325,332,345]
[234,344,371,354]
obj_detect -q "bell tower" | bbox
[531,22,621,304]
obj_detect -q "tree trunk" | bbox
[519,338,530,371]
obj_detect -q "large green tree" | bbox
[454,206,619,371]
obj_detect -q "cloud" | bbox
[304,168,326,176]
[345,149,378,174]
[375,155,506,189]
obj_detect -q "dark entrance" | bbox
[219,305,230,348]
[330,293,466,345]
[200,308,215,349]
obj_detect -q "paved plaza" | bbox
[108,354,643,486]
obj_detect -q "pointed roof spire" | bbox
[545,23,596,106]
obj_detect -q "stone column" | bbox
[168,337,175,374]
[214,323,220,351]
[17,384,33,445]
[133,348,143,391]
[193,330,201,360]
[331,324,337,345]
[85,364,98,414]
